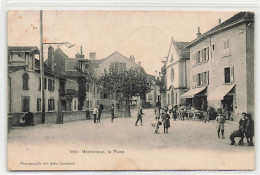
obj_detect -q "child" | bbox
[151,120,161,134]
[215,108,225,139]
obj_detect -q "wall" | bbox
[246,22,254,117]
[9,69,60,113]
[9,109,126,127]
[189,23,253,119]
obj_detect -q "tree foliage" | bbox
[97,67,152,117]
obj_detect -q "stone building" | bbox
[164,38,190,106]
[183,12,254,118]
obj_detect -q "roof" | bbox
[8,65,27,73]
[186,12,254,48]
[166,38,190,63]
[8,46,40,53]
[97,51,141,67]
[174,41,190,58]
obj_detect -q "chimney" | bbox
[48,46,54,72]
[219,18,221,24]
[89,52,96,60]
[132,55,135,63]
[75,45,84,58]
[196,27,201,38]
[138,61,141,66]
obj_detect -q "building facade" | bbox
[183,12,254,118]
[164,38,190,107]
[8,46,60,113]
[94,52,143,110]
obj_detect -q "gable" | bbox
[166,42,180,67]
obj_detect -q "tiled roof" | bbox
[186,12,254,48]
[175,41,190,59]
[8,46,40,53]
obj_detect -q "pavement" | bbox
[8,109,254,170]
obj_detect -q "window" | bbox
[48,99,55,111]
[224,67,230,83]
[211,44,215,58]
[110,62,126,71]
[22,73,29,90]
[37,98,41,111]
[148,94,153,101]
[197,73,201,86]
[86,84,90,92]
[103,93,108,99]
[48,79,55,91]
[224,39,231,55]
[21,96,30,112]
[224,66,234,83]
[170,68,174,82]
[44,78,47,89]
[203,71,209,85]
[39,78,41,90]
[86,100,90,108]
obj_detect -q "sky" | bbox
[8,10,237,75]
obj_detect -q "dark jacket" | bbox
[245,119,254,137]
[162,113,170,128]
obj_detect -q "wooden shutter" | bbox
[207,47,209,60]
[200,73,203,86]
[230,66,234,83]
[206,71,209,85]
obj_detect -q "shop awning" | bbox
[207,85,235,101]
[181,87,206,99]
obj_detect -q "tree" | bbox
[97,67,152,117]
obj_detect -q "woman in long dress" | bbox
[162,109,170,133]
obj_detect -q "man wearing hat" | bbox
[215,108,225,139]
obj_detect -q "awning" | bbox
[207,85,235,101]
[181,87,206,99]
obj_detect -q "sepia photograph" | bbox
[7,10,255,170]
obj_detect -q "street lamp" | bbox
[40,10,75,124]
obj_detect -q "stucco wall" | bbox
[9,69,59,113]
[189,23,253,119]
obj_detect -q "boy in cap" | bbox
[215,108,225,139]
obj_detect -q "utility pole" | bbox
[40,10,45,123]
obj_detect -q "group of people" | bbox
[229,112,254,146]
[151,106,171,134]
[214,108,254,146]
[91,104,115,123]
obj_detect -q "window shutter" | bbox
[207,47,209,60]
[230,66,234,83]
[223,68,225,83]
[200,73,203,86]
[207,71,209,85]
[39,78,41,90]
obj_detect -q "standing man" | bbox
[97,105,102,122]
[245,114,254,146]
[215,108,225,139]
[110,104,115,122]
[93,105,98,123]
[135,106,144,126]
